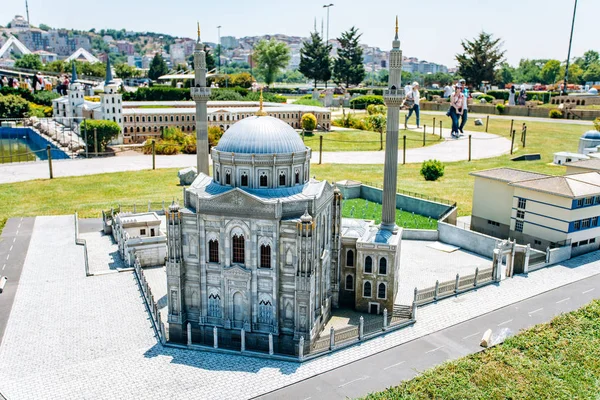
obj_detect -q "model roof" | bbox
[510,172,600,198]
[469,168,549,183]
[565,158,600,171]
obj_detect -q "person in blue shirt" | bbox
[458,78,469,135]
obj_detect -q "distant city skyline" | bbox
[3,0,598,68]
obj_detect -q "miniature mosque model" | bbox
[166,21,405,353]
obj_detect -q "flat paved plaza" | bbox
[2,215,600,399]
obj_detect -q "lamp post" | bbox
[562,0,578,95]
[217,25,222,74]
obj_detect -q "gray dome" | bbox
[216,116,306,154]
[582,130,600,139]
[589,88,598,95]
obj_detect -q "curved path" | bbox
[0,127,510,184]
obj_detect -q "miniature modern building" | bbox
[113,212,166,267]
[578,131,600,154]
[565,158,600,175]
[164,24,404,354]
[471,167,600,256]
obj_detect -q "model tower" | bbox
[191,23,211,175]
[100,57,124,143]
[67,62,84,122]
[381,17,403,232]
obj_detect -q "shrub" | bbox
[301,113,317,131]
[27,103,52,117]
[0,94,30,119]
[122,86,190,101]
[294,98,322,107]
[496,104,506,114]
[349,95,384,109]
[332,113,356,128]
[210,89,244,101]
[181,134,196,154]
[84,120,121,152]
[208,125,223,147]
[351,118,369,131]
[84,96,100,102]
[245,91,287,103]
[477,94,495,103]
[420,159,445,181]
[366,114,386,133]
[31,91,60,106]
[367,104,386,115]
[593,117,599,132]
[549,109,563,119]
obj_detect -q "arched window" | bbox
[226,115,230,121]
[219,115,223,121]
[112,97,115,104]
[295,170,300,184]
[142,127,146,132]
[346,249,354,267]
[378,283,386,299]
[136,116,139,122]
[260,173,268,187]
[209,239,219,263]
[363,281,371,297]
[216,170,220,182]
[365,256,373,273]
[170,116,174,122]
[136,127,140,132]
[279,172,286,186]
[153,116,157,122]
[176,116,179,122]
[258,299,273,324]
[260,244,271,268]
[208,293,221,317]
[379,258,387,275]
[159,116,163,122]
[225,171,231,185]
[142,116,145,122]
[232,234,245,264]
[345,275,354,290]
[241,172,248,187]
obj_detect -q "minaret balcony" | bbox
[383,89,404,106]
[191,86,211,101]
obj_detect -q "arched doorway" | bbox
[232,292,246,326]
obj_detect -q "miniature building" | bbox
[565,158,600,175]
[113,212,166,267]
[471,167,600,255]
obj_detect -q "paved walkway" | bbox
[2,215,600,399]
[0,126,510,184]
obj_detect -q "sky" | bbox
[4,0,599,68]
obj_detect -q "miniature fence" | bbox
[414,265,496,306]
[132,256,166,344]
[73,212,90,277]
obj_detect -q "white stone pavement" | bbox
[0,126,510,184]
[2,215,600,399]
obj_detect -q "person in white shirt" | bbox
[404,81,421,128]
[458,78,469,134]
[443,84,452,98]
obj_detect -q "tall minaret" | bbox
[191,23,211,175]
[381,17,403,232]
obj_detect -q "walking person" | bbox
[404,82,421,129]
[518,85,527,106]
[458,78,469,135]
[448,84,465,138]
[0,75,7,88]
[508,86,516,106]
[443,83,452,98]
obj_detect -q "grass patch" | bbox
[302,129,442,152]
[361,299,600,400]
[342,198,437,229]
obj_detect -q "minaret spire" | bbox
[197,22,201,43]
[71,61,78,83]
[256,88,267,116]
[395,15,398,40]
[105,56,114,85]
[191,23,211,176]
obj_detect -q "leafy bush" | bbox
[0,94,30,118]
[549,109,563,119]
[122,86,191,101]
[486,90,560,104]
[294,98,322,107]
[84,96,100,102]
[245,91,287,103]
[347,88,369,96]
[210,89,244,101]
[181,134,196,154]
[420,159,445,181]
[477,94,495,103]
[366,114,386,133]
[332,113,357,128]
[349,95,384,109]
[594,117,600,132]
[495,104,506,114]
[31,91,60,106]
[27,103,52,117]
[209,72,254,89]
[367,104,386,115]
[84,120,121,152]
[208,125,223,147]
[301,113,317,131]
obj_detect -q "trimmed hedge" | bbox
[349,95,384,109]
[123,86,190,101]
[348,88,384,96]
[486,90,560,104]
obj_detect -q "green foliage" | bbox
[142,127,197,155]
[14,54,43,70]
[27,103,52,117]
[541,59,561,84]
[31,91,60,106]
[486,90,559,103]
[560,63,584,85]
[84,120,121,152]
[299,32,332,88]
[549,109,563,119]
[148,53,168,81]
[252,39,291,86]
[210,89,244,101]
[342,198,437,229]
[424,72,454,87]
[477,94,495,103]
[123,86,190,101]
[514,58,544,83]
[366,104,386,115]
[420,159,444,181]
[114,63,141,79]
[208,125,223,147]
[583,63,600,83]
[333,27,365,88]
[496,62,515,87]
[294,98,322,106]
[301,113,317,131]
[577,50,600,71]
[209,72,254,89]
[495,103,506,114]
[348,88,383,96]
[594,118,600,132]
[38,23,51,31]
[0,94,30,118]
[349,95,384,109]
[245,91,287,103]
[365,114,386,133]
[456,32,505,86]
[332,113,357,128]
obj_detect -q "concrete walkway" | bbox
[0,127,510,184]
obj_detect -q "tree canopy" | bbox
[14,54,43,70]
[114,63,141,79]
[148,53,168,81]
[299,32,331,88]
[252,39,291,86]
[455,31,505,86]
[333,27,365,88]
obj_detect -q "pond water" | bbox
[0,137,38,163]
[0,127,70,164]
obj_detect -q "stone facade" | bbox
[112,212,166,267]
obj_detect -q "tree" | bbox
[541,60,561,84]
[495,63,515,87]
[84,120,121,152]
[301,113,317,132]
[148,53,168,81]
[252,39,290,86]
[455,31,505,86]
[45,60,67,73]
[0,94,30,118]
[577,50,600,71]
[560,63,584,85]
[514,59,544,83]
[583,63,600,83]
[114,63,140,79]
[299,32,331,88]
[14,54,43,70]
[38,23,51,31]
[333,27,365,88]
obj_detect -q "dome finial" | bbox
[395,16,399,39]
[256,87,267,116]
[197,22,201,43]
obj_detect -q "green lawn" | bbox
[302,129,443,152]
[342,198,437,229]
[362,299,600,400]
